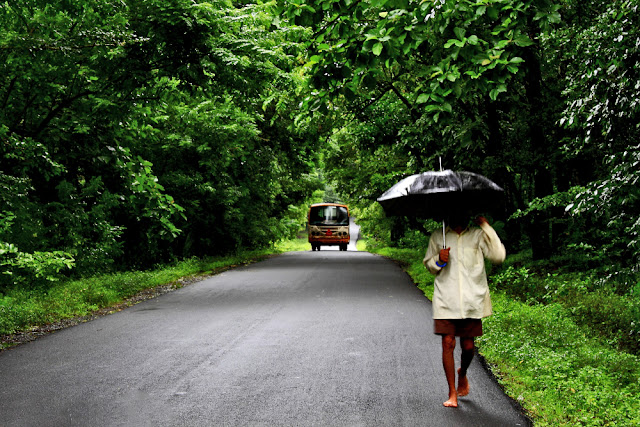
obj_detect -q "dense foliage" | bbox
[1,0,637,294]
[277,0,640,290]
[0,0,323,287]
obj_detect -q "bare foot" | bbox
[443,392,458,408]
[457,368,470,397]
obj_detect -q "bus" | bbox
[308,203,350,251]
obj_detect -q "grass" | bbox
[479,295,640,426]
[364,240,640,426]
[273,236,312,252]
[0,240,311,348]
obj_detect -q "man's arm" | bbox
[476,217,506,264]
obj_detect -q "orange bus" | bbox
[308,203,350,251]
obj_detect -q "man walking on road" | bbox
[423,214,506,408]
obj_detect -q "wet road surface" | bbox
[0,249,530,426]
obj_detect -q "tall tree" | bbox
[276,0,567,256]
[1,0,322,284]
[559,0,640,275]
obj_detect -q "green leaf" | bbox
[444,39,457,49]
[489,84,507,101]
[416,93,430,104]
[372,42,383,56]
[514,35,534,47]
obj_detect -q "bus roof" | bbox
[310,203,348,208]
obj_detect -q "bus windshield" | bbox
[309,205,349,226]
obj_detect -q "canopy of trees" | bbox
[0,0,324,286]
[277,0,640,288]
[2,0,638,291]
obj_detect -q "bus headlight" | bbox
[337,227,349,237]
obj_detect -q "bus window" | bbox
[309,205,349,226]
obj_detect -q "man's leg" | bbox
[457,337,475,397]
[441,334,458,407]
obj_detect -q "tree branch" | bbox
[353,86,393,119]
[388,82,420,121]
[312,0,364,39]
[34,90,95,137]
[1,76,18,110]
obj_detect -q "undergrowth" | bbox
[480,294,640,426]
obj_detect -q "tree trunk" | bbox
[523,40,553,260]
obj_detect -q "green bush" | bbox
[562,291,640,355]
[490,265,640,355]
[0,241,75,291]
[0,290,50,334]
[479,294,640,426]
[490,265,536,301]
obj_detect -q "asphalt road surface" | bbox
[0,248,530,426]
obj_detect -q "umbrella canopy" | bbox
[377,170,504,219]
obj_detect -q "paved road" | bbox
[0,250,530,426]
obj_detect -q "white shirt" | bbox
[423,222,506,319]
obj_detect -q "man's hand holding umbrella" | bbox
[439,248,450,266]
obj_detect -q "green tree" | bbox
[276,0,569,257]
[559,0,640,278]
[1,0,323,283]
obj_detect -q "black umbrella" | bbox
[377,170,504,246]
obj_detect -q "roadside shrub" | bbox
[490,266,539,301]
[0,241,75,291]
[490,265,640,355]
[479,293,640,426]
[0,291,49,334]
[396,228,430,250]
[0,297,18,334]
[562,291,640,355]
